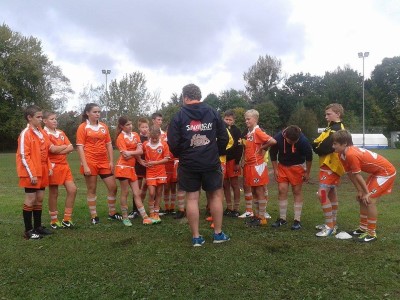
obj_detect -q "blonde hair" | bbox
[325,103,344,118]
[244,109,259,120]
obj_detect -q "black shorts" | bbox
[178,166,223,192]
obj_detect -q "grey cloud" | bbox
[1,0,305,85]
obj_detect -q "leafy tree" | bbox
[231,107,247,133]
[243,54,283,104]
[279,72,324,126]
[369,56,400,131]
[203,93,220,110]
[106,72,151,125]
[77,84,104,112]
[0,23,72,150]
[287,107,319,141]
[254,101,280,134]
[57,110,81,144]
[218,89,250,112]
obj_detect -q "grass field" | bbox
[0,150,399,300]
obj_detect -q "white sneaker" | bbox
[264,212,271,219]
[316,224,338,231]
[316,226,335,237]
[238,211,254,218]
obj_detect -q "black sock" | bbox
[33,210,42,229]
[23,210,33,232]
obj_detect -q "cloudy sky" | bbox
[2,0,400,110]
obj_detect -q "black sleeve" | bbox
[312,122,343,155]
[232,126,243,164]
[216,113,228,156]
[167,113,182,158]
[269,134,279,161]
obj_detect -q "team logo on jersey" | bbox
[321,175,327,180]
[101,128,106,134]
[60,135,65,141]
[253,178,259,184]
[371,188,377,194]
[247,134,254,142]
[190,134,210,147]
[157,148,162,154]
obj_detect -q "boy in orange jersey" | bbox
[164,151,178,215]
[138,127,170,223]
[130,117,150,219]
[43,111,77,229]
[332,130,396,243]
[16,105,53,239]
[312,103,345,237]
[115,116,157,226]
[243,109,276,227]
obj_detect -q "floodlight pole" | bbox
[358,52,369,148]
[102,69,111,123]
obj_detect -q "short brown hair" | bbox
[325,103,344,118]
[182,84,202,100]
[332,130,353,146]
[138,117,149,127]
[284,125,301,141]
[24,105,42,121]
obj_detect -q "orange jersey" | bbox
[44,127,72,165]
[16,124,51,179]
[244,126,273,166]
[339,146,396,176]
[116,131,141,168]
[143,140,170,179]
[76,120,112,163]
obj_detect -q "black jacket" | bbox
[270,131,313,166]
[312,121,344,156]
[225,124,243,164]
[167,102,228,172]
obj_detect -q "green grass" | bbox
[0,150,399,299]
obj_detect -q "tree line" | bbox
[1,23,400,150]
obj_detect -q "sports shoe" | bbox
[158,209,167,216]
[238,211,254,218]
[50,221,63,229]
[142,217,156,225]
[35,226,53,235]
[61,220,74,229]
[291,220,302,230]
[168,209,176,215]
[247,217,268,227]
[128,211,139,219]
[230,210,240,217]
[213,231,230,244]
[264,212,272,219]
[350,228,366,236]
[24,229,42,240]
[151,214,162,224]
[316,224,338,231]
[272,218,288,228]
[357,233,377,243]
[122,219,132,227]
[316,226,335,237]
[223,208,233,216]
[192,236,205,247]
[108,213,123,221]
[174,211,185,219]
[91,216,100,225]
